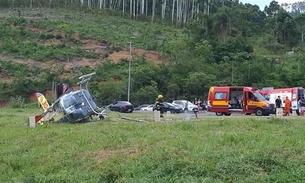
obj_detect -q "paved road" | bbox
[135,110,263,117]
[134,110,302,118]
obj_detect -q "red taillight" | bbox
[122,105,126,108]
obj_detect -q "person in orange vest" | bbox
[284,96,292,116]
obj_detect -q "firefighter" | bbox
[155,94,164,118]
[284,96,291,116]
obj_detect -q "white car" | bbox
[140,104,154,111]
[172,100,198,112]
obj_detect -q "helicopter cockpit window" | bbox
[62,94,78,108]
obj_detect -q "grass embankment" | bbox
[0,8,183,59]
[1,107,305,182]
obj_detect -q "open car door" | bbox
[243,90,248,114]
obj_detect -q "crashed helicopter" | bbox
[34,72,106,123]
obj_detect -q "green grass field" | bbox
[1,107,305,182]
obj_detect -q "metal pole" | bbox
[248,61,250,79]
[298,54,300,72]
[127,41,132,102]
[231,61,233,85]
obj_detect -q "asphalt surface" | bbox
[134,110,298,118]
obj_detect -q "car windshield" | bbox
[254,91,266,101]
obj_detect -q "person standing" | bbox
[283,96,291,116]
[275,96,282,108]
[155,95,164,118]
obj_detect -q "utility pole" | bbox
[231,60,234,85]
[248,60,251,79]
[127,37,134,102]
[127,41,132,102]
[298,53,300,72]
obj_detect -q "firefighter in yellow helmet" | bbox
[155,94,164,117]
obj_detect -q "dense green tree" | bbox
[295,13,305,44]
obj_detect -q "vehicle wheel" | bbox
[255,108,263,116]
[120,108,124,113]
[224,113,231,116]
[216,112,223,116]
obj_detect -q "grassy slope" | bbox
[1,107,305,182]
[0,8,183,52]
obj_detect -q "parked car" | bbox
[134,104,150,111]
[172,100,198,112]
[140,104,154,111]
[153,102,183,113]
[109,101,134,113]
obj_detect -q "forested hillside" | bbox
[0,0,305,106]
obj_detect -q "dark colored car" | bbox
[109,101,134,113]
[134,104,150,111]
[153,102,183,113]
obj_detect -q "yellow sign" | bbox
[37,95,49,111]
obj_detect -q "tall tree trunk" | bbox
[130,0,132,15]
[145,0,148,16]
[177,0,182,26]
[88,0,91,9]
[141,0,144,14]
[123,0,125,13]
[191,0,194,19]
[183,0,188,25]
[136,0,139,15]
[132,0,136,17]
[207,0,210,15]
[197,3,200,20]
[162,0,167,20]
[172,0,175,23]
[133,0,136,17]
[152,0,156,22]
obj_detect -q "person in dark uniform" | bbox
[155,95,164,118]
[275,96,282,108]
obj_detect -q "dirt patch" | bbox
[44,38,62,46]
[108,51,130,63]
[64,58,99,71]
[108,48,161,64]
[83,146,141,164]
[134,48,162,63]
[82,43,108,54]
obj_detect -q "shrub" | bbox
[9,96,25,108]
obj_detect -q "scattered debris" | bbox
[117,113,146,122]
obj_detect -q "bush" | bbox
[46,33,55,39]
[55,34,63,39]
[9,96,25,108]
